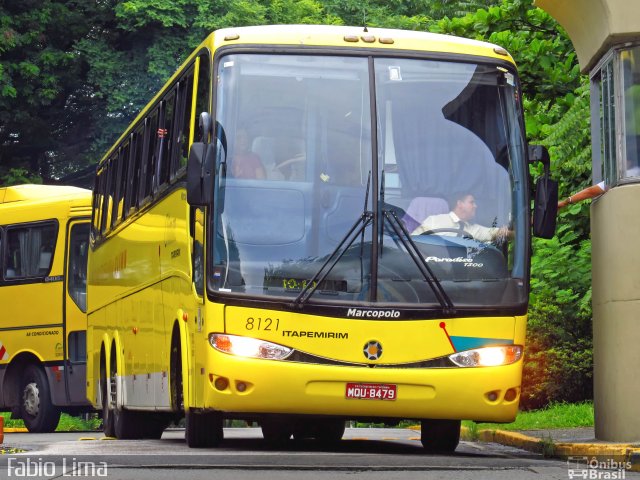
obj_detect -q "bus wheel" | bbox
[100,362,115,437]
[420,419,461,453]
[142,414,171,439]
[20,365,61,433]
[293,419,344,445]
[313,420,345,446]
[170,330,183,412]
[185,410,223,448]
[261,418,293,447]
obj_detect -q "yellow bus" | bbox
[0,184,92,432]
[87,25,556,450]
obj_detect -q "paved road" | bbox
[1,428,637,479]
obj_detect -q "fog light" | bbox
[236,382,247,392]
[214,377,229,391]
[504,388,518,402]
[486,391,499,402]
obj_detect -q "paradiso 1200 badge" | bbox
[363,340,383,360]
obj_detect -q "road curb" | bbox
[468,428,640,472]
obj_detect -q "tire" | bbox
[107,348,144,440]
[20,365,61,433]
[170,331,183,413]
[107,345,170,440]
[420,419,461,453]
[293,419,345,446]
[185,410,224,448]
[142,414,171,439]
[314,420,345,446]
[100,360,115,437]
[261,418,293,447]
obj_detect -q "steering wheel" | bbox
[275,154,306,170]
[420,227,474,240]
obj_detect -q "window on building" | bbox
[592,45,640,188]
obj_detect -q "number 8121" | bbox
[245,317,280,331]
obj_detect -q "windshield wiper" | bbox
[291,212,372,308]
[382,209,455,314]
[292,172,373,308]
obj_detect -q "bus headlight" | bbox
[209,333,293,360]
[448,345,522,367]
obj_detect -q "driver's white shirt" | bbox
[410,211,498,242]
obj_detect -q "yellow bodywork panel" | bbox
[224,307,518,364]
[197,306,525,423]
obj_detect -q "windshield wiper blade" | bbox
[292,212,372,308]
[292,172,372,308]
[383,209,455,314]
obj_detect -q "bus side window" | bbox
[0,229,4,278]
[130,126,144,211]
[191,206,205,296]
[195,52,211,137]
[68,223,89,312]
[157,92,175,189]
[68,331,87,363]
[5,222,57,278]
[122,134,137,220]
[111,145,127,229]
[91,174,102,239]
[172,70,195,178]
[100,157,114,235]
[145,109,159,200]
[138,117,151,205]
[0,229,10,279]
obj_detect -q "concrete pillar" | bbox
[591,186,640,441]
[535,0,640,441]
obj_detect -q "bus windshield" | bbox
[211,53,528,310]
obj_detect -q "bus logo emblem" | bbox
[363,340,383,360]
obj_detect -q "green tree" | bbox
[0,0,112,182]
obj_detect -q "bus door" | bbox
[190,206,206,407]
[64,220,90,404]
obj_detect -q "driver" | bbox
[411,192,509,243]
[231,128,266,179]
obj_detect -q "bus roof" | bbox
[208,25,515,63]
[99,24,516,167]
[0,184,91,205]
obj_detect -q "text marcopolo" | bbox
[347,309,400,318]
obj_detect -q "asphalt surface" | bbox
[1,426,639,479]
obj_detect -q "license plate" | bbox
[345,382,397,401]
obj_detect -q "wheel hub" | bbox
[23,382,40,417]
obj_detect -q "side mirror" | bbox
[528,145,557,239]
[187,142,214,206]
[533,175,558,238]
[187,113,215,206]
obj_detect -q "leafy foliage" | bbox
[0,167,41,186]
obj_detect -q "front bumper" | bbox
[199,350,521,423]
